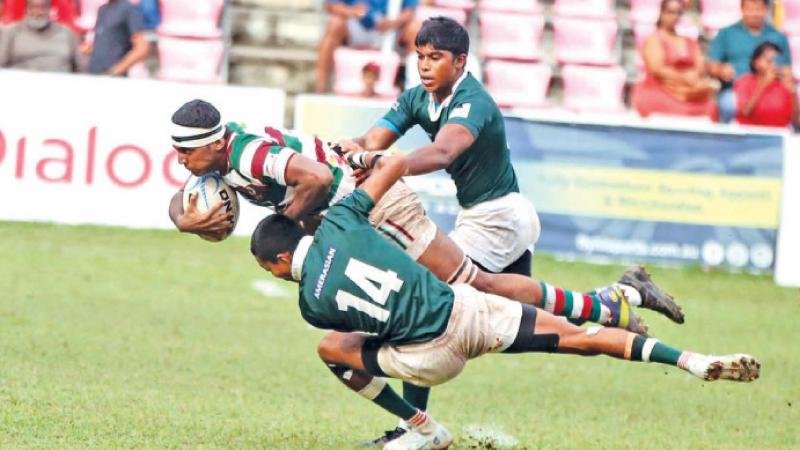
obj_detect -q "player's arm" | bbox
[340,126,401,154]
[168,189,231,240]
[280,154,334,220]
[360,154,408,205]
[404,123,474,175]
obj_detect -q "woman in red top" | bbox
[632,0,717,119]
[735,42,797,128]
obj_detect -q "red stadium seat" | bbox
[415,5,468,26]
[479,0,541,14]
[553,17,618,66]
[2,0,77,29]
[484,60,551,108]
[332,47,400,98]
[433,0,476,12]
[790,35,800,80]
[700,0,741,36]
[479,12,545,61]
[783,0,800,33]
[561,64,627,112]
[158,0,224,38]
[157,36,224,83]
[553,0,616,19]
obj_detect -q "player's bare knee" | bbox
[317,333,345,363]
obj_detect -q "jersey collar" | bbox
[427,70,470,122]
[291,235,314,281]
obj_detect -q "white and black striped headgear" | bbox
[171,99,226,148]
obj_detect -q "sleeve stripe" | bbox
[264,127,286,146]
[375,118,401,136]
[314,137,327,163]
[250,143,271,180]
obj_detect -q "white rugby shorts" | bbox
[368,181,438,261]
[375,284,523,387]
[449,192,541,273]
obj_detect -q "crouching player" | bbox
[250,153,760,450]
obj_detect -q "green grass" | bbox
[1,221,797,449]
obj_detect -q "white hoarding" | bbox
[0,70,285,235]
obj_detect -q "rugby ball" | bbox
[182,173,239,242]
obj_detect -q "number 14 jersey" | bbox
[295,189,454,345]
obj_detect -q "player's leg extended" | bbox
[417,229,647,334]
[317,332,452,449]
[504,304,760,382]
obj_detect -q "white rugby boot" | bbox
[384,416,452,450]
[684,353,761,382]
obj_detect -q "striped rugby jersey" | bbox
[223,122,356,215]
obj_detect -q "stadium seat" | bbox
[433,0,476,11]
[415,5,468,26]
[479,0,541,14]
[158,0,224,38]
[553,17,618,66]
[484,60,552,108]
[700,0,741,35]
[628,0,663,24]
[790,35,800,80]
[552,0,616,19]
[76,0,108,31]
[157,36,224,83]
[479,12,545,61]
[332,47,400,98]
[561,64,627,112]
[783,0,800,32]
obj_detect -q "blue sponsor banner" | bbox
[295,96,785,272]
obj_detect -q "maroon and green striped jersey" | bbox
[296,189,454,345]
[222,122,356,214]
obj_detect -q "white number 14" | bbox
[335,259,404,322]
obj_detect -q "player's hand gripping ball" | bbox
[182,173,240,242]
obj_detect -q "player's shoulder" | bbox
[320,189,374,228]
[454,73,495,105]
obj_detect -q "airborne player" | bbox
[167,100,680,445]
[250,152,759,450]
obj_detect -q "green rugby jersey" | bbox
[294,189,454,344]
[381,72,519,207]
[223,123,355,214]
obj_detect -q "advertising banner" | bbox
[295,95,786,273]
[0,70,285,235]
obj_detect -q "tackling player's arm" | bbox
[404,123,474,175]
[360,154,409,205]
[168,190,231,240]
[339,126,400,153]
[280,154,334,220]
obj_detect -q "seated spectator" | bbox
[735,42,797,127]
[361,61,380,97]
[1,0,78,31]
[632,0,717,119]
[315,0,420,93]
[0,0,80,72]
[707,0,792,122]
[86,0,148,76]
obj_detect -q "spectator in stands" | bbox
[735,42,797,127]
[86,0,148,76]
[0,0,80,72]
[632,0,717,119]
[361,61,380,97]
[707,0,792,122]
[315,0,420,93]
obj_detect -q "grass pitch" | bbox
[1,222,797,449]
